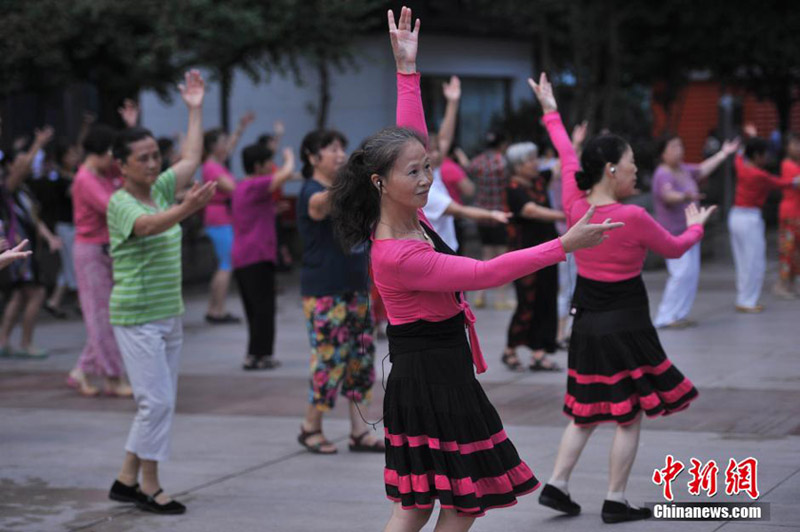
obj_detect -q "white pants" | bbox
[728,207,766,308]
[654,243,701,327]
[114,317,183,462]
[558,253,578,319]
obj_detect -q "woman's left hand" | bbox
[179,70,205,109]
[0,240,31,270]
[528,73,558,113]
[490,210,512,224]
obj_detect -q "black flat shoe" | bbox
[538,484,581,516]
[108,480,141,503]
[601,500,652,523]
[205,313,241,324]
[136,488,186,515]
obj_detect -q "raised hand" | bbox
[34,126,55,147]
[571,120,589,149]
[443,76,461,102]
[273,120,285,138]
[118,99,140,128]
[527,73,557,113]
[559,206,624,253]
[721,137,740,156]
[388,6,420,74]
[0,239,31,270]
[743,123,757,138]
[239,111,256,130]
[685,203,717,226]
[184,181,216,212]
[179,70,205,110]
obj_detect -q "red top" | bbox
[545,111,704,282]
[733,154,787,208]
[371,73,567,374]
[779,158,800,219]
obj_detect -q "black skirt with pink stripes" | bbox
[565,275,698,426]
[383,312,540,517]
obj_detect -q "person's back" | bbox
[231,176,276,270]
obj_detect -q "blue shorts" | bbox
[206,224,234,272]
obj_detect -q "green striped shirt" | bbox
[107,169,184,325]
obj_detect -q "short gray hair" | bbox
[506,142,538,170]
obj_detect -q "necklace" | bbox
[379,221,432,242]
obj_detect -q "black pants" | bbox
[234,261,276,357]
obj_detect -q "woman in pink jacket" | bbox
[330,8,620,531]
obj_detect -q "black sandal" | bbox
[297,426,338,454]
[135,488,186,515]
[530,358,562,372]
[349,431,385,453]
[501,351,525,372]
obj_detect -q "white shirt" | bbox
[422,168,459,252]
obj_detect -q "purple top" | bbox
[652,163,701,235]
[231,175,276,269]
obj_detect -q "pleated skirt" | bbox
[383,313,539,517]
[565,275,698,426]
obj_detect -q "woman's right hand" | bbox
[388,6,419,74]
[685,203,717,227]
[0,240,31,270]
[559,206,624,253]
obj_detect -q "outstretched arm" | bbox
[698,138,739,179]
[7,126,54,191]
[170,70,205,193]
[223,112,255,161]
[390,7,428,142]
[529,74,582,216]
[394,238,566,292]
[268,148,296,193]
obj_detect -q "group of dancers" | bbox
[1,4,798,528]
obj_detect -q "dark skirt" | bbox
[506,263,558,352]
[565,275,698,426]
[384,312,539,517]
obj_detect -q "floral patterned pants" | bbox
[779,218,800,282]
[303,291,375,410]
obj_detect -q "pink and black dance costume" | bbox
[544,111,699,426]
[371,72,567,517]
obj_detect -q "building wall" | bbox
[140,34,534,192]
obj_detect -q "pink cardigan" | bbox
[544,111,704,282]
[370,73,566,373]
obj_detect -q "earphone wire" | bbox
[351,254,387,431]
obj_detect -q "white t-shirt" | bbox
[422,168,459,252]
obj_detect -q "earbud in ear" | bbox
[610,166,616,174]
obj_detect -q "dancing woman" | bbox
[528,73,716,523]
[106,71,215,515]
[652,134,739,328]
[330,8,621,531]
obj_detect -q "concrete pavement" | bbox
[1,253,798,531]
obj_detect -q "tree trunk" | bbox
[316,56,331,129]
[220,66,232,133]
[601,11,621,129]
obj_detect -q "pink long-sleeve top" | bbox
[545,111,704,282]
[370,73,566,374]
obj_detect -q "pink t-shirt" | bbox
[544,111,704,282]
[202,159,234,226]
[72,164,121,244]
[231,175,277,269]
[440,157,468,204]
